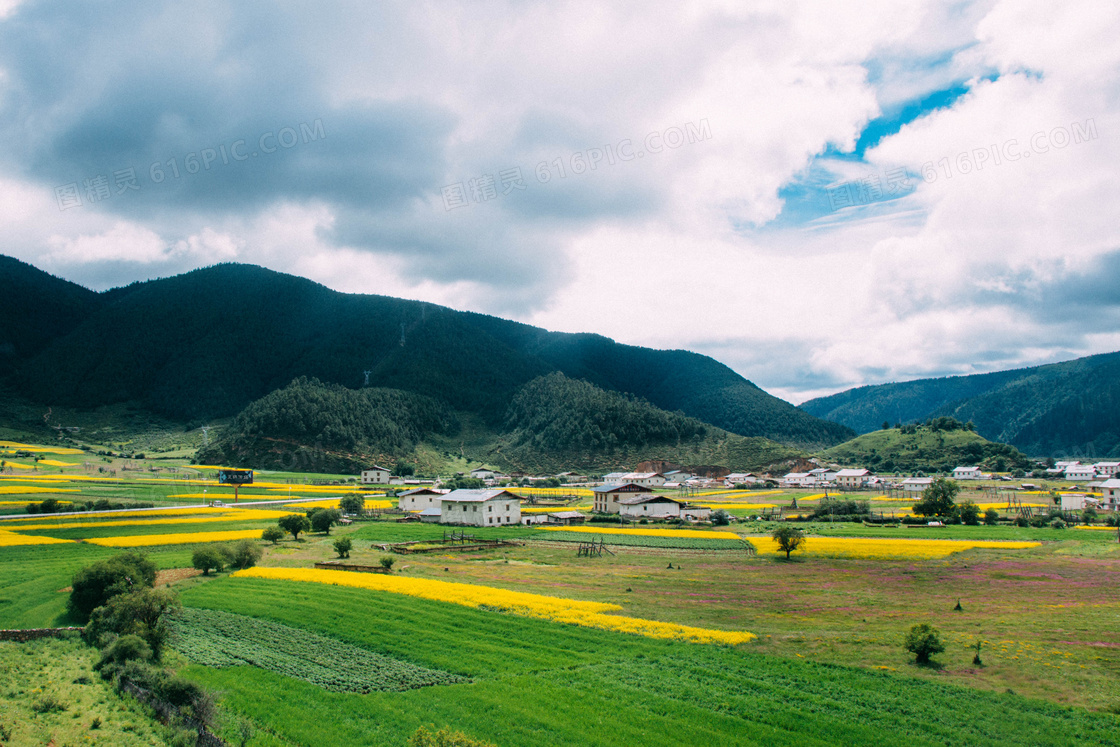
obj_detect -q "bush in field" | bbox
[711,509,730,526]
[809,498,870,521]
[380,556,395,570]
[1082,507,1097,524]
[279,513,312,540]
[339,493,366,514]
[84,588,180,659]
[983,508,999,525]
[334,537,353,558]
[312,508,342,535]
[68,551,158,622]
[225,539,263,569]
[905,623,945,665]
[262,526,285,544]
[192,547,226,575]
[1049,517,1067,529]
[770,525,805,560]
[94,634,152,673]
[913,478,959,517]
[957,501,981,526]
[408,726,496,747]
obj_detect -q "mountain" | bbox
[800,352,1120,458]
[1,257,852,448]
[198,373,803,474]
[817,418,1033,474]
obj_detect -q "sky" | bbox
[1,1,1118,404]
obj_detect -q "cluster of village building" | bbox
[352,460,1120,528]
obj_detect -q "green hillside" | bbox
[800,351,1120,458]
[818,418,1033,473]
[1,258,851,448]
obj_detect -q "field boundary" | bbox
[0,627,83,642]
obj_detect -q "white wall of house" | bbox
[620,499,681,518]
[440,496,521,526]
[399,491,444,511]
[1064,467,1096,481]
[361,468,391,484]
[953,467,983,480]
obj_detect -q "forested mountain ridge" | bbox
[800,351,1120,458]
[197,374,804,474]
[1,257,852,448]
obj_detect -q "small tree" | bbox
[983,508,999,525]
[278,513,312,541]
[904,623,945,665]
[1082,506,1097,525]
[711,509,730,526]
[84,587,180,659]
[957,501,981,526]
[68,551,158,622]
[225,539,262,569]
[192,547,226,576]
[770,525,806,560]
[333,537,352,558]
[261,526,285,544]
[913,478,960,517]
[408,725,496,747]
[311,508,342,535]
[339,493,366,514]
[379,556,395,570]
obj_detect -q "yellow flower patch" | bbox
[0,486,81,495]
[233,567,755,646]
[694,503,778,510]
[0,441,84,454]
[747,535,1040,559]
[0,530,74,547]
[85,529,265,547]
[8,508,293,532]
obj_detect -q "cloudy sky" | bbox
[1,1,1117,403]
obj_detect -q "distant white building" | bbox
[1093,462,1120,478]
[901,477,934,495]
[620,472,666,487]
[469,468,497,481]
[834,468,871,488]
[662,470,694,484]
[1060,493,1098,511]
[952,466,984,481]
[1064,465,1097,482]
[601,472,630,483]
[618,495,711,522]
[361,465,392,484]
[723,472,757,486]
[781,472,816,488]
[440,489,521,527]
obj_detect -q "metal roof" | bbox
[619,495,681,506]
[441,489,520,503]
[593,482,653,494]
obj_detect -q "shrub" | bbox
[334,537,353,558]
[68,551,158,622]
[379,556,395,570]
[261,526,285,544]
[983,508,999,525]
[957,501,981,526]
[905,623,945,665]
[810,498,870,521]
[711,510,730,526]
[1013,516,1030,528]
[225,539,262,570]
[84,588,180,659]
[1082,507,1097,524]
[1049,517,1067,529]
[192,547,226,575]
[31,694,66,713]
[94,634,152,673]
[339,493,366,514]
[408,725,496,747]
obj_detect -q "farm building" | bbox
[593,483,654,513]
[901,477,933,494]
[418,507,442,523]
[620,472,667,487]
[662,470,694,483]
[1093,462,1120,478]
[834,469,871,488]
[360,465,392,484]
[440,489,521,526]
[781,472,816,488]
[723,472,757,486]
[469,467,497,480]
[952,466,984,480]
[601,472,630,482]
[618,495,712,521]
[1064,465,1097,481]
[1060,493,1098,511]
[398,487,447,512]
[1098,479,1120,511]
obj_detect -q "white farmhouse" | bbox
[361,465,392,484]
[723,472,757,487]
[901,477,933,495]
[618,495,712,522]
[1098,479,1120,511]
[1060,493,1098,511]
[781,472,815,488]
[834,469,871,488]
[1093,462,1120,478]
[469,467,497,481]
[1064,465,1097,482]
[620,472,667,487]
[593,483,654,513]
[398,487,447,512]
[952,466,984,481]
[601,472,630,482]
[440,489,521,527]
[662,470,694,484]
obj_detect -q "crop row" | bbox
[533,531,748,550]
[170,606,467,693]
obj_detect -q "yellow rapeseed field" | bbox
[85,529,265,547]
[7,508,293,532]
[1075,525,1120,532]
[0,441,84,454]
[695,503,778,510]
[747,535,1040,559]
[0,530,74,547]
[540,526,741,540]
[283,498,392,510]
[35,459,79,467]
[0,506,288,525]
[233,567,754,645]
[0,486,81,495]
